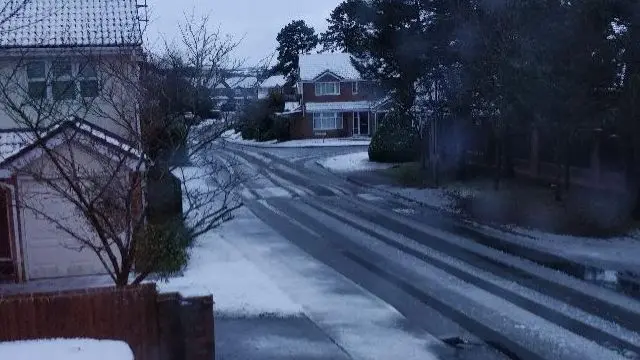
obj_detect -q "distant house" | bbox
[213,75,259,111]
[282,53,388,139]
[258,75,287,99]
[0,0,145,282]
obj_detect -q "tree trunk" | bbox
[493,138,502,191]
[503,132,515,178]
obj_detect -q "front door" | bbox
[359,112,369,136]
[353,112,370,136]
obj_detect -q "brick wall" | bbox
[302,81,372,103]
[0,284,215,360]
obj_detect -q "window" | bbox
[315,82,340,96]
[79,63,99,98]
[352,81,359,94]
[313,112,343,130]
[52,61,75,100]
[26,61,47,100]
[25,60,100,101]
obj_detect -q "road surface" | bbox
[216,142,640,360]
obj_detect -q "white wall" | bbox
[0,49,140,140]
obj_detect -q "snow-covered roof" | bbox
[0,119,144,169]
[299,53,361,81]
[226,76,258,89]
[284,101,300,112]
[0,0,143,48]
[305,101,372,112]
[260,75,287,88]
[0,131,35,162]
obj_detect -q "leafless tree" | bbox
[0,14,245,286]
[0,1,31,32]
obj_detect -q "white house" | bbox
[0,0,145,282]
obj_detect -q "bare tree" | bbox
[0,14,244,286]
[0,1,31,32]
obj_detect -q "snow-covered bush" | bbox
[368,110,420,163]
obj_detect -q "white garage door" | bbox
[20,180,109,279]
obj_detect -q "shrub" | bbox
[369,111,420,163]
[235,92,286,142]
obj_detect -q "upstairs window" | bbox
[315,82,340,96]
[52,61,76,100]
[26,61,47,100]
[26,60,100,101]
[79,63,99,98]
[352,81,359,94]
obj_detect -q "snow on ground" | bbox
[376,180,640,271]
[387,186,455,210]
[221,206,442,360]
[222,130,370,148]
[0,339,133,360]
[318,151,394,172]
[474,223,640,272]
[158,223,303,316]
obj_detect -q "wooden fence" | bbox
[0,284,214,360]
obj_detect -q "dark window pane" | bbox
[79,63,97,78]
[52,61,72,78]
[26,62,45,79]
[28,81,47,99]
[53,80,76,100]
[80,80,99,98]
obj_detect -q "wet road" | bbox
[219,143,640,360]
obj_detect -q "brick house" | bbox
[285,53,389,139]
[0,0,145,282]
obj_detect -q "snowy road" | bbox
[216,143,640,360]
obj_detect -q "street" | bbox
[216,143,640,360]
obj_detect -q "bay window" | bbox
[315,82,340,96]
[313,112,343,130]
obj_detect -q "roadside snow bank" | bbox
[319,151,394,172]
[0,339,133,360]
[222,130,370,148]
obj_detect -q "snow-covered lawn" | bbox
[378,183,640,271]
[318,151,395,172]
[222,130,370,148]
[474,224,640,272]
[0,339,133,360]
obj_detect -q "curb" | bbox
[223,138,370,149]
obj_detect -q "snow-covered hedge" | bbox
[368,111,420,163]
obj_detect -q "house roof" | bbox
[305,101,372,112]
[0,118,143,169]
[0,0,143,48]
[299,53,361,81]
[226,76,258,89]
[260,75,287,88]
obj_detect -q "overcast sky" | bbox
[144,0,341,66]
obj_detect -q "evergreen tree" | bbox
[275,20,319,81]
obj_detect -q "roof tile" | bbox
[0,0,142,48]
